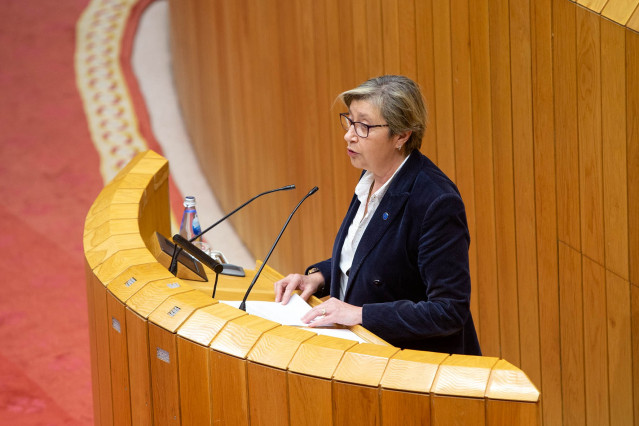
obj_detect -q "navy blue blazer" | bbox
[309,151,481,355]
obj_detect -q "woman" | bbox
[274,75,481,355]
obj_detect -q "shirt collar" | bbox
[354,153,411,203]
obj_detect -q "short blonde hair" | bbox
[338,75,428,154]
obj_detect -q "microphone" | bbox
[172,234,224,274]
[239,186,319,311]
[172,234,224,298]
[168,184,296,276]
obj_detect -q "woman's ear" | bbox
[395,130,412,147]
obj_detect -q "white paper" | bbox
[220,294,310,326]
[220,294,367,343]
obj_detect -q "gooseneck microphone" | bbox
[168,184,296,276]
[239,186,319,311]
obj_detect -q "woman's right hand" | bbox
[274,273,324,305]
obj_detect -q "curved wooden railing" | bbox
[84,150,539,425]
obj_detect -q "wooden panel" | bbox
[578,0,609,13]
[106,292,132,426]
[605,272,634,426]
[627,4,639,31]
[380,389,430,426]
[431,354,498,398]
[148,290,215,333]
[126,308,153,426]
[192,0,230,206]
[469,0,499,357]
[107,263,173,303]
[86,233,146,270]
[288,373,332,426]
[351,0,369,85]
[432,0,456,179]
[88,186,125,216]
[380,350,448,394]
[627,25,639,287]
[126,277,191,318]
[602,0,639,24]
[219,0,247,215]
[531,0,562,423]
[333,381,380,426]
[210,314,279,359]
[601,17,629,280]
[247,363,289,426]
[415,0,438,162]
[209,350,249,426]
[577,7,605,265]
[92,274,114,426]
[275,0,306,272]
[177,337,210,426]
[297,0,334,267]
[332,343,399,387]
[84,218,139,250]
[632,285,639,424]
[485,399,539,426]
[110,187,146,205]
[364,0,384,77]
[117,171,158,191]
[510,0,542,390]
[84,203,140,231]
[430,395,484,426]
[558,243,585,425]
[287,334,356,379]
[485,359,540,402]
[381,0,400,75]
[138,178,170,248]
[554,0,581,250]
[450,0,478,324]
[247,325,315,370]
[327,0,359,230]
[398,0,417,78]
[148,323,180,426]
[177,302,246,346]
[93,249,157,284]
[582,257,609,426]
[489,0,519,366]
[85,265,103,426]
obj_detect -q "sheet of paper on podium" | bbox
[220,294,366,343]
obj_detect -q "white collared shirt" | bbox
[338,154,411,300]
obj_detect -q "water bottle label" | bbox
[192,216,201,236]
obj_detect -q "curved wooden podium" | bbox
[84,150,540,426]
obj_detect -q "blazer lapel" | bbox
[343,153,421,301]
[343,192,409,300]
[330,196,360,298]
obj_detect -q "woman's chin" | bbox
[348,155,364,169]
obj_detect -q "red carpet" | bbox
[0,0,178,424]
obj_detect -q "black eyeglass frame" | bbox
[339,113,389,138]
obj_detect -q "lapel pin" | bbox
[382,212,389,220]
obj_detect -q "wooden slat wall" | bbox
[168,1,639,424]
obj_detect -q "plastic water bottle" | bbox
[179,196,202,241]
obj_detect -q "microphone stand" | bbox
[239,186,319,311]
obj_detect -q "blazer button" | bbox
[373,279,382,286]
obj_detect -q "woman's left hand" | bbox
[301,297,362,327]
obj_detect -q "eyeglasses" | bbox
[340,113,389,138]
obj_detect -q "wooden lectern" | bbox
[84,150,540,425]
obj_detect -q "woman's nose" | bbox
[344,125,357,142]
